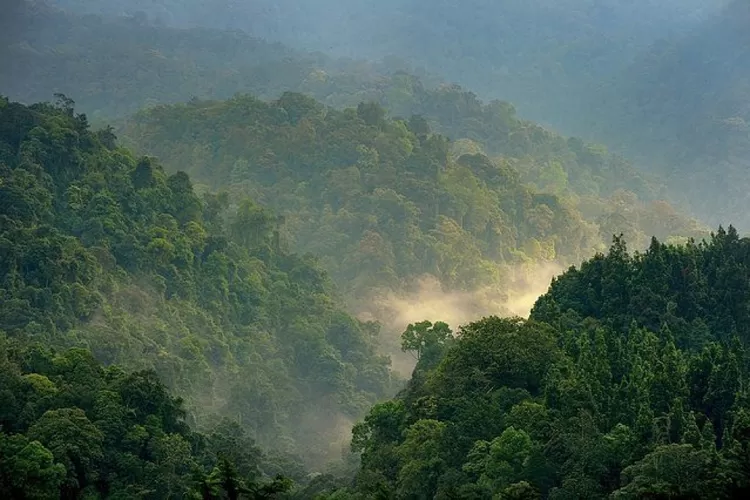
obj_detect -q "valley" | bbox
[1,1,748,498]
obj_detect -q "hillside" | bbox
[533,227,750,349]
[4,0,719,235]
[0,96,396,469]
[10,1,745,230]
[0,1,669,200]
[119,92,708,304]
[0,337,292,498]
[2,0,444,125]
[1,1,659,202]
[335,230,750,499]
[2,1,317,121]
[5,2,748,496]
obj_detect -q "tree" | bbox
[0,433,65,500]
[401,320,453,362]
[613,444,722,499]
[27,408,104,498]
[357,102,386,128]
[396,419,447,498]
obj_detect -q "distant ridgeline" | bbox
[6,0,741,234]
[331,229,750,499]
[2,0,311,119]
[4,1,713,242]
[120,92,708,302]
[41,0,725,127]
[2,1,657,201]
[0,96,397,476]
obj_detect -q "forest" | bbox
[2,0,749,498]
[0,97,397,481]
[591,0,750,227]
[339,230,750,499]
[117,91,706,306]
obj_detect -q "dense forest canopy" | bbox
[0,336,293,499]
[0,96,397,475]
[337,230,750,499]
[118,92,707,307]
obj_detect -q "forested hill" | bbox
[2,0,658,204]
[533,227,750,350]
[0,337,293,498]
[2,0,315,120]
[336,230,750,499]
[3,0,722,233]
[0,96,397,471]
[2,0,437,124]
[120,93,707,304]
[9,0,746,229]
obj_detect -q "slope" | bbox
[334,229,750,499]
[2,0,708,237]
[0,336,292,498]
[48,0,729,127]
[0,95,395,469]
[119,92,708,304]
[2,1,317,121]
[1,1,655,203]
[17,1,745,231]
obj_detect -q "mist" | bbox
[48,0,729,124]
[18,0,742,229]
[357,263,563,376]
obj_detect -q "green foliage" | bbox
[532,228,750,350]
[0,336,294,499]
[0,432,65,500]
[344,232,750,499]
[400,321,452,364]
[120,93,584,295]
[4,4,708,263]
[1,6,736,496]
[119,92,707,303]
[0,96,395,470]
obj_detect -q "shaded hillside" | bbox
[51,0,726,127]
[17,1,744,229]
[0,96,395,468]
[4,0,711,232]
[2,1,327,121]
[1,1,659,204]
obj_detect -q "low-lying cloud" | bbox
[358,262,564,376]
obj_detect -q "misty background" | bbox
[7,0,747,229]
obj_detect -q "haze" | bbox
[2,0,749,495]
